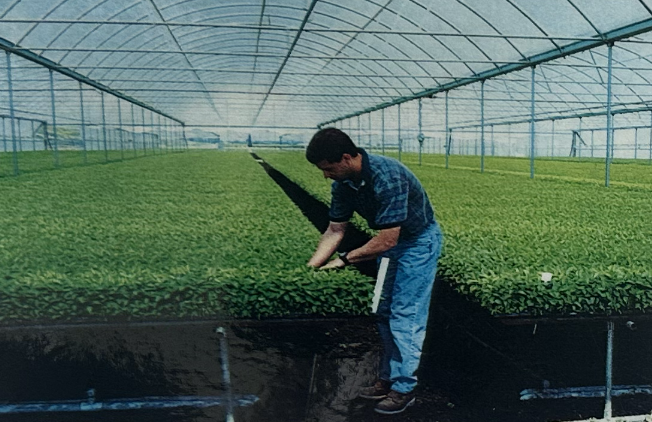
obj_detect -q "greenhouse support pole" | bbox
[49,69,60,168]
[381,108,385,156]
[30,120,35,151]
[17,116,22,153]
[182,123,188,150]
[2,117,6,153]
[605,43,613,187]
[551,119,555,158]
[445,91,450,169]
[481,80,485,173]
[398,103,402,162]
[164,119,169,153]
[78,82,87,164]
[108,123,113,154]
[216,328,235,422]
[634,127,638,160]
[141,108,147,155]
[6,52,18,175]
[130,103,137,157]
[578,118,583,160]
[157,114,162,157]
[118,99,124,161]
[530,66,536,179]
[368,112,372,152]
[591,130,595,158]
[604,321,614,419]
[418,97,423,166]
[649,111,652,165]
[164,118,168,153]
[101,92,108,163]
[357,114,361,150]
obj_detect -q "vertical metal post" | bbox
[17,117,22,152]
[530,66,536,179]
[6,52,18,175]
[381,108,385,156]
[2,117,5,153]
[101,92,108,162]
[649,111,652,165]
[357,114,361,148]
[398,103,402,162]
[118,99,124,160]
[49,69,60,168]
[481,80,485,173]
[174,122,178,151]
[578,118,583,160]
[418,97,423,166]
[491,125,495,156]
[216,328,235,422]
[591,130,595,158]
[78,82,87,164]
[445,91,450,169]
[605,43,613,187]
[164,119,168,153]
[604,321,614,419]
[157,114,162,156]
[30,120,35,151]
[551,119,555,158]
[634,127,638,160]
[368,112,372,152]
[131,103,137,156]
[141,108,147,155]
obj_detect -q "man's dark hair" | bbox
[306,128,359,164]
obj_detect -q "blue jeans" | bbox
[376,222,443,393]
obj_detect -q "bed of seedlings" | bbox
[0,151,372,322]
[261,150,652,316]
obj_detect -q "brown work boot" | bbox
[374,390,416,414]
[358,379,393,400]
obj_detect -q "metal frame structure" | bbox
[0,1,650,148]
[0,328,257,422]
[520,321,652,422]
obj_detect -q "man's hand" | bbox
[307,222,347,268]
[318,258,346,270]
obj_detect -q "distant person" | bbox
[306,128,443,415]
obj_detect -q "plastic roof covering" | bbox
[1,0,652,136]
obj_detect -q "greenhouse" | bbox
[2,1,652,421]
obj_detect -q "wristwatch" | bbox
[338,252,351,266]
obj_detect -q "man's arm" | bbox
[319,226,400,269]
[307,221,348,268]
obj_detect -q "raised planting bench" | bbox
[0,150,372,322]
[261,149,652,421]
[260,150,652,317]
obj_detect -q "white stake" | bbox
[372,257,390,313]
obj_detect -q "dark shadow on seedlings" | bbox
[250,153,377,278]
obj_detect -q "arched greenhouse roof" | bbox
[1,0,652,132]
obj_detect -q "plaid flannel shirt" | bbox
[329,149,436,239]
